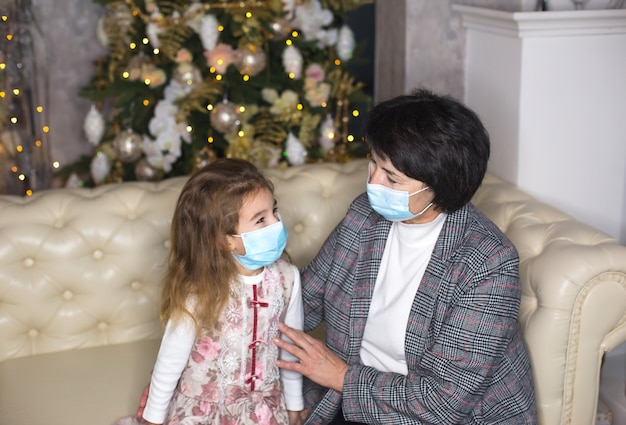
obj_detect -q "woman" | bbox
[275,89,537,424]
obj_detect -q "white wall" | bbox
[456,6,626,243]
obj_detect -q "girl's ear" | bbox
[226,234,240,254]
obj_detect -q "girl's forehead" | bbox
[240,187,274,213]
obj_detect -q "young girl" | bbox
[120,158,304,425]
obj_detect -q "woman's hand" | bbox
[274,322,348,392]
[136,383,150,418]
[288,409,309,425]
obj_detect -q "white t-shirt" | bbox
[360,213,447,374]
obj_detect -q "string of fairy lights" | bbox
[113,18,361,127]
[0,11,58,197]
[108,0,362,158]
[2,0,367,192]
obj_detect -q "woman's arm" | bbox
[279,246,524,424]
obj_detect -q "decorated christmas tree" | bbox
[65,0,373,186]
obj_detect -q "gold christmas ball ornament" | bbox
[173,62,203,88]
[237,45,267,77]
[112,129,143,163]
[210,101,241,134]
[134,158,163,181]
[193,147,217,171]
[126,55,150,81]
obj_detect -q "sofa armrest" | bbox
[0,339,160,425]
[473,174,626,425]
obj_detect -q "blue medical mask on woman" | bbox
[366,183,433,222]
[231,220,288,270]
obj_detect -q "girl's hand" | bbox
[274,323,348,392]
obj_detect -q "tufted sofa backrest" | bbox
[0,160,369,362]
[2,158,626,425]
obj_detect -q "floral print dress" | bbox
[161,260,298,425]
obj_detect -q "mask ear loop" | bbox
[408,185,433,217]
[408,185,430,197]
[414,201,434,217]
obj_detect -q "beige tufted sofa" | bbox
[1,158,625,425]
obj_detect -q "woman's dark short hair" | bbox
[365,88,490,213]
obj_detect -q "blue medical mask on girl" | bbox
[231,219,288,270]
[366,181,433,222]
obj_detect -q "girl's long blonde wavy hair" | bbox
[160,158,275,331]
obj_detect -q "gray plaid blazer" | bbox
[301,193,537,425]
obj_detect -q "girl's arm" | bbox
[280,264,304,412]
[142,315,196,424]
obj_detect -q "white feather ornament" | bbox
[285,132,306,165]
[90,152,111,184]
[337,25,356,62]
[282,45,303,79]
[319,114,336,153]
[84,105,105,146]
[200,14,219,51]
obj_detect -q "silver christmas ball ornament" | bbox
[210,101,241,134]
[270,18,292,40]
[112,129,143,163]
[134,158,163,181]
[237,44,266,76]
[173,62,202,88]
